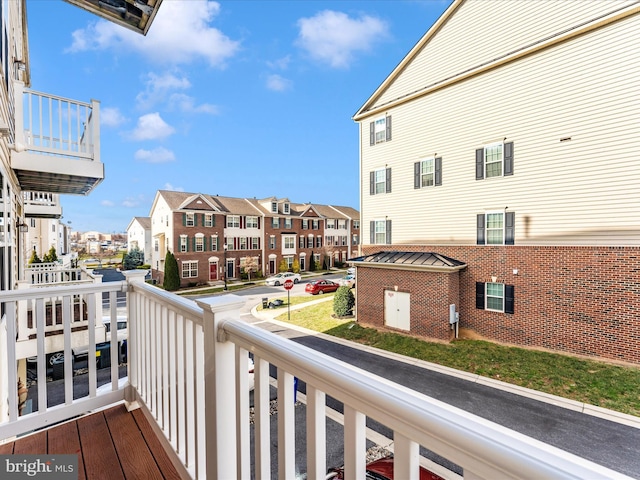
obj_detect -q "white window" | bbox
[211,236,218,251]
[326,219,336,229]
[419,158,434,187]
[154,239,159,252]
[269,236,276,249]
[285,218,292,229]
[284,236,295,249]
[204,214,213,227]
[271,201,278,213]
[375,220,386,244]
[374,116,388,144]
[251,237,260,249]
[486,283,504,312]
[375,169,386,194]
[239,237,247,250]
[485,143,503,178]
[299,236,305,248]
[195,235,204,252]
[338,220,346,229]
[226,237,234,250]
[302,219,308,230]
[352,234,359,245]
[285,256,294,269]
[312,219,319,230]
[227,215,240,228]
[180,235,188,252]
[354,220,360,229]
[284,203,290,214]
[325,236,334,246]
[246,216,258,228]
[186,213,195,227]
[316,236,322,248]
[272,217,280,228]
[182,261,198,278]
[486,212,505,245]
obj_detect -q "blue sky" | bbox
[27,0,452,233]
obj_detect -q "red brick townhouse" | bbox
[147,190,359,287]
[352,0,640,364]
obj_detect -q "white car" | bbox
[338,274,356,288]
[265,272,301,286]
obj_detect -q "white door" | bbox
[384,290,410,331]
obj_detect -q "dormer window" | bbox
[284,203,290,214]
[271,201,278,213]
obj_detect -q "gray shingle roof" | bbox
[350,251,466,270]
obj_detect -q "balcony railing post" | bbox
[196,294,246,480]
[123,270,148,407]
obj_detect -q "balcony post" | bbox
[196,294,246,480]
[123,270,148,407]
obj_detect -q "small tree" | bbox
[309,251,316,272]
[333,286,355,317]
[291,259,300,274]
[278,259,288,273]
[163,250,180,291]
[123,247,145,270]
[243,256,259,281]
[28,249,42,265]
[45,246,58,264]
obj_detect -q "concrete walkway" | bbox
[251,297,640,478]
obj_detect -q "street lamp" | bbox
[223,243,228,291]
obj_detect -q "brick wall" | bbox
[359,245,640,364]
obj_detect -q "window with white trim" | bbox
[477,212,515,246]
[369,115,391,145]
[269,236,276,249]
[285,256,294,269]
[299,236,305,248]
[316,236,322,248]
[284,236,295,249]
[227,215,240,228]
[251,237,260,250]
[284,203,290,214]
[326,219,336,229]
[374,220,386,244]
[272,217,280,228]
[226,237,234,250]
[285,218,292,229]
[312,219,319,230]
[375,169,386,194]
[239,237,247,250]
[476,282,514,314]
[182,261,198,278]
[211,236,218,251]
[195,235,204,252]
[486,212,504,245]
[338,220,346,229]
[246,216,258,228]
[204,214,213,227]
[476,142,514,180]
[354,220,360,229]
[302,219,308,230]
[352,234,359,245]
[271,201,278,213]
[180,235,188,252]
[186,213,195,227]
[485,143,503,178]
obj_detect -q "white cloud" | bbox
[296,10,388,68]
[163,183,184,192]
[66,1,241,67]
[101,200,115,207]
[267,55,291,70]
[265,74,292,92]
[168,93,219,114]
[101,107,126,127]
[134,147,176,163]
[136,71,191,109]
[122,196,144,208]
[130,113,175,141]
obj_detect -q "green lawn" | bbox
[272,297,640,417]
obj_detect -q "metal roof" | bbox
[350,251,466,271]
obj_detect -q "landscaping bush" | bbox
[163,250,180,291]
[333,286,355,317]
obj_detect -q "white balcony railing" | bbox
[0,273,634,480]
[23,191,62,218]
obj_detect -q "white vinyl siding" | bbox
[360,13,640,246]
[374,1,634,108]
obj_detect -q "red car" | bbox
[327,456,445,480]
[305,279,340,295]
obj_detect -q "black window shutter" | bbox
[385,115,392,141]
[477,214,485,245]
[504,142,514,176]
[369,122,375,146]
[475,148,484,180]
[505,212,515,245]
[212,215,215,227]
[385,219,392,244]
[257,217,260,229]
[370,221,375,244]
[414,162,421,189]
[476,282,485,309]
[192,237,196,251]
[370,171,375,195]
[182,213,186,226]
[435,157,442,186]
[505,285,515,314]
[385,168,392,193]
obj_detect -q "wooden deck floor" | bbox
[0,404,182,479]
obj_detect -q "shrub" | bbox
[333,286,355,317]
[163,250,180,291]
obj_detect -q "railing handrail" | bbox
[220,318,631,480]
[130,281,203,326]
[23,88,92,108]
[0,280,127,301]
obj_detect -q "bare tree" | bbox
[243,256,259,281]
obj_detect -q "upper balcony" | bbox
[23,191,62,218]
[10,82,104,196]
[0,275,634,480]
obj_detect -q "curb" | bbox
[251,300,640,430]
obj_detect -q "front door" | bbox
[209,262,218,281]
[226,260,234,279]
[384,290,410,331]
[269,259,276,275]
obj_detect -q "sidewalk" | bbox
[252,297,640,430]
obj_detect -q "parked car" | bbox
[347,267,355,275]
[338,274,356,288]
[265,272,301,286]
[305,279,340,295]
[327,456,445,480]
